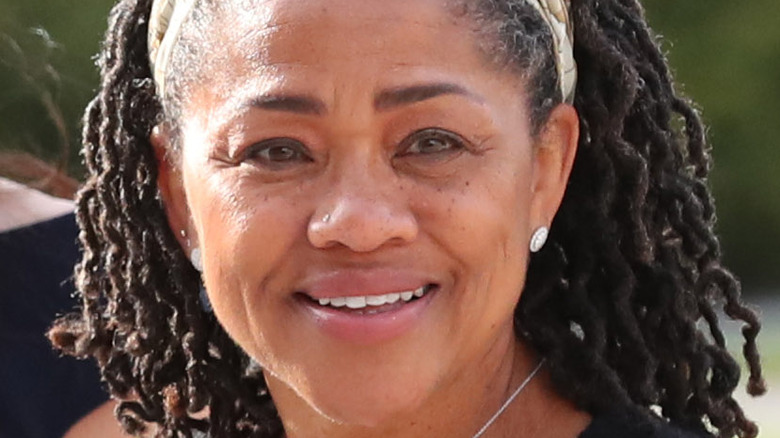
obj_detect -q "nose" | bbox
[307,170,418,252]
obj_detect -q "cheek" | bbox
[417,160,534,310]
[400,167,533,368]
[427,160,532,264]
[188,171,309,344]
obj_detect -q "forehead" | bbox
[176,0,520,122]
[206,0,477,68]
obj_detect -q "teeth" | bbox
[345,296,366,309]
[365,295,387,306]
[314,286,431,310]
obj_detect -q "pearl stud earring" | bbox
[530,227,549,253]
[190,248,203,272]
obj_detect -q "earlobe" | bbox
[151,125,192,251]
[530,104,579,226]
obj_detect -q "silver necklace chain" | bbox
[471,358,546,438]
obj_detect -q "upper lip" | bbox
[297,268,435,299]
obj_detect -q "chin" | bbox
[309,386,428,427]
[275,362,436,428]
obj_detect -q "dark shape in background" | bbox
[0,214,108,438]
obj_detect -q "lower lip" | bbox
[297,288,437,344]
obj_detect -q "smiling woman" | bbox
[50,0,765,437]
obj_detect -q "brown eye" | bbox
[244,138,312,168]
[399,128,466,156]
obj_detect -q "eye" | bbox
[242,138,312,168]
[398,128,466,156]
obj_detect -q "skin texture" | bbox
[63,401,132,438]
[154,0,583,436]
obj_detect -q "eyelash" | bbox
[396,128,468,157]
[241,138,312,169]
[239,128,467,169]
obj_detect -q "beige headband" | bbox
[147,0,197,96]
[525,0,577,104]
[148,0,576,103]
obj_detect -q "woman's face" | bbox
[158,0,577,427]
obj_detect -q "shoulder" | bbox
[579,409,712,438]
[0,177,73,232]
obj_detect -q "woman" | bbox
[0,156,107,438]
[51,0,766,437]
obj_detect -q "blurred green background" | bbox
[1,0,778,434]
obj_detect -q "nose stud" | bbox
[322,213,331,223]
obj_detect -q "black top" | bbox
[0,214,108,438]
[580,409,712,438]
[189,409,712,437]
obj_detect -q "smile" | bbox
[314,285,431,309]
[299,281,438,344]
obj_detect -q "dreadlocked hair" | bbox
[48,0,765,437]
[48,0,281,436]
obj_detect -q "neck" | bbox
[268,336,568,438]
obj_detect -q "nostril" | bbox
[307,203,418,252]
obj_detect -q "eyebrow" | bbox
[245,82,479,115]
[249,94,326,115]
[374,82,479,111]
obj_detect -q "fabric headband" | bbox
[147,0,577,103]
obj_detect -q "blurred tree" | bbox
[645,0,780,292]
[0,0,112,175]
[1,0,778,290]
